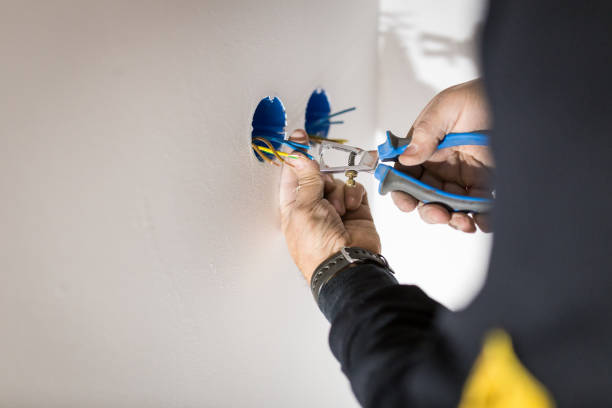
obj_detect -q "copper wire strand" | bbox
[308,134,348,144]
[251,142,277,166]
[252,143,280,167]
[252,138,282,166]
[252,137,294,167]
[255,146,300,159]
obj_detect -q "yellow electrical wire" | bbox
[252,143,279,167]
[252,137,300,167]
[254,145,300,159]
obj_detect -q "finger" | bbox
[284,128,309,147]
[343,193,374,222]
[418,203,451,224]
[393,161,424,178]
[391,191,418,212]
[398,96,455,166]
[344,182,365,211]
[407,169,448,222]
[448,212,476,233]
[398,81,490,167]
[390,162,421,212]
[279,129,310,209]
[442,180,467,195]
[467,185,493,232]
[457,146,495,179]
[474,213,492,233]
[322,174,335,194]
[323,174,345,213]
[420,169,443,190]
[438,181,477,232]
[325,179,346,216]
[289,155,324,208]
[468,186,494,199]
[361,190,370,206]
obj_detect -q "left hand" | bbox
[392,79,494,233]
[280,130,381,283]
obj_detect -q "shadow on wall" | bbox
[378,27,436,134]
[378,11,481,135]
[420,23,482,65]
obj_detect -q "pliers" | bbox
[313,131,494,213]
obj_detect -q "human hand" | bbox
[392,79,494,233]
[280,130,381,283]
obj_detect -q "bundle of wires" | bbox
[251,96,311,167]
[305,88,354,144]
[251,91,354,167]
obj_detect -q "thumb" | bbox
[279,128,324,210]
[398,92,459,166]
[286,154,323,208]
[398,121,447,166]
[280,130,323,210]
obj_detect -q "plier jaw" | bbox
[311,130,494,214]
[314,130,410,174]
[314,140,378,174]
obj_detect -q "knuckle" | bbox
[312,201,332,219]
[412,119,437,136]
[300,173,323,189]
[437,82,464,100]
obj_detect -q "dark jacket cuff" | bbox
[317,262,399,322]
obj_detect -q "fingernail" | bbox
[289,129,307,141]
[449,220,460,230]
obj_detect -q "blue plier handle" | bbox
[375,131,493,213]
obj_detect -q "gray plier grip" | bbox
[375,164,494,213]
[375,131,494,213]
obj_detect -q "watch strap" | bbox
[310,247,391,304]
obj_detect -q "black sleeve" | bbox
[318,263,463,407]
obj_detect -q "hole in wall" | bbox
[304,89,356,144]
[251,96,287,161]
[305,88,332,139]
[250,90,354,166]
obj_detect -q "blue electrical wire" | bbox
[309,107,357,127]
[254,134,313,159]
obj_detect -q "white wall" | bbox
[0,1,488,406]
[0,1,376,406]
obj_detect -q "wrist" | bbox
[300,243,347,284]
[310,247,392,304]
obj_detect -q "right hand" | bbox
[279,130,381,283]
[392,79,494,233]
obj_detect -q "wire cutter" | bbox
[313,131,494,213]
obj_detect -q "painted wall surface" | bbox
[1,0,489,406]
[0,1,376,407]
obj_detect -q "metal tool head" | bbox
[314,140,378,174]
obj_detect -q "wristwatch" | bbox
[310,247,393,303]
